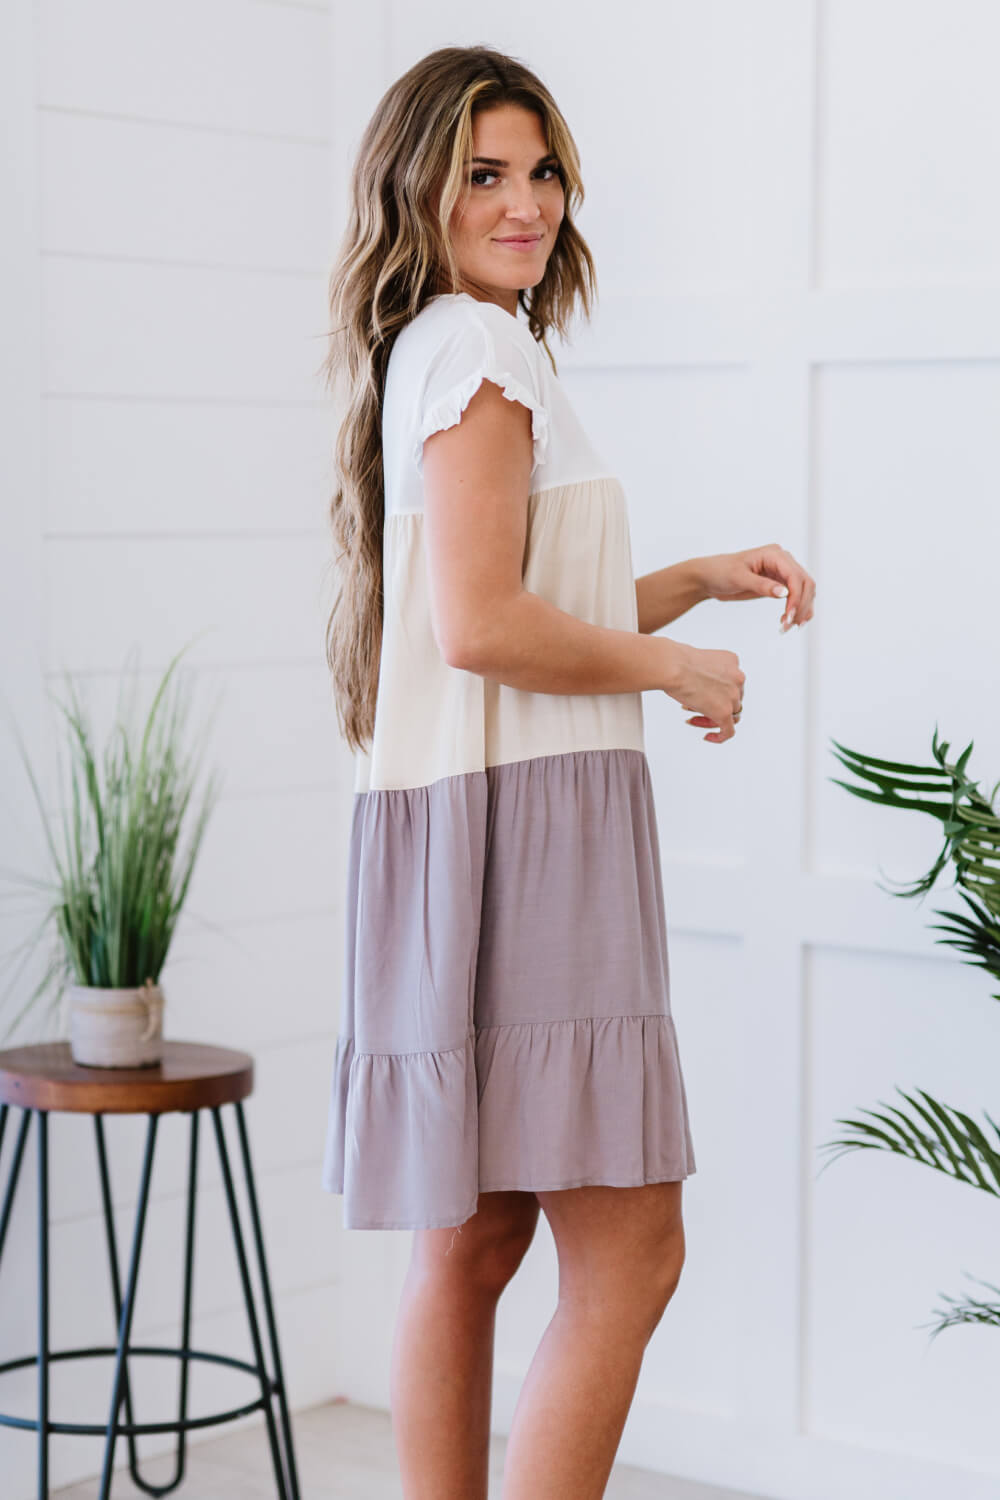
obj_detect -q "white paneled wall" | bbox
[1,1,351,1495]
[4,2,1000,1499]
[328,4,1000,1500]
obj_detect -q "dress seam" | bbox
[351,1013,676,1058]
[386,474,621,516]
[476,1013,675,1032]
[354,745,648,799]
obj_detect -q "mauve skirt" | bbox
[320,746,696,1229]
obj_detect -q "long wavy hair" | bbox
[321,45,598,755]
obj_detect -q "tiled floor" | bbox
[51,1398,764,1499]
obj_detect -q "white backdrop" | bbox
[2,2,999,1498]
[1,2,348,1496]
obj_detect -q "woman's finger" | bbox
[789,575,817,627]
[781,568,810,629]
[780,574,799,627]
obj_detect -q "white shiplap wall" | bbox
[1,2,355,1495]
[328,3,1000,1500]
[4,2,1000,1499]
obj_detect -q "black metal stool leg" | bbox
[125,1107,200,1496]
[95,1109,197,1499]
[0,1105,32,1266]
[169,1108,200,1489]
[37,1110,49,1500]
[233,1100,301,1500]
[0,1107,40,1493]
[94,1113,142,1479]
[211,1105,290,1500]
[98,1111,159,1500]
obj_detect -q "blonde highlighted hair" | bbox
[321,45,597,753]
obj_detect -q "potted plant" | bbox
[820,726,1000,1338]
[0,640,222,1067]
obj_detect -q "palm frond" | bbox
[827,724,990,902]
[925,890,1000,1001]
[817,1086,1000,1197]
[826,724,1000,1344]
[829,725,1000,991]
[916,1272,1000,1341]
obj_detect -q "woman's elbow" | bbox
[436,590,522,674]
[439,629,487,674]
[437,609,502,674]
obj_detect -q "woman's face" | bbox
[443,103,565,313]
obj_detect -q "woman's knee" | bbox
[411,1190,541,1293]
[538,1181,686,1336]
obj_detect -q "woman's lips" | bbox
[494,235,543,252]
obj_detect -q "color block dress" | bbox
[320,291,696,1230]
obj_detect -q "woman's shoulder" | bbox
[382,293,553,490]
[391,293,545,375]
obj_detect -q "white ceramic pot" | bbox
[68,980,165,1068]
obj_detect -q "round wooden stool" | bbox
[0,1041,301,1500]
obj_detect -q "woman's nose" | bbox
[505,186,542,220]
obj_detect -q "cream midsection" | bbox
[355,476,645,794]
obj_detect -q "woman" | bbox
[320,44,815,1500]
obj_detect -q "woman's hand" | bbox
[659,640,746,745]
[696,545,816,632]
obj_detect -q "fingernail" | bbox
[773,586,787,598]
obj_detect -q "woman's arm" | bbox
[635,561,710,634]
[446,582,683,695]
[421,385,746,741]
[421,378,683,696]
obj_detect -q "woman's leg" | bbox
[390,1189,541,1500]
[501,1180,686,1500]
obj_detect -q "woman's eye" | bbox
[469,165,561,187]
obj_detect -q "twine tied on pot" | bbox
[73,978,163,1041]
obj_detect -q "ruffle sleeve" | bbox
[413,303,550,480]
